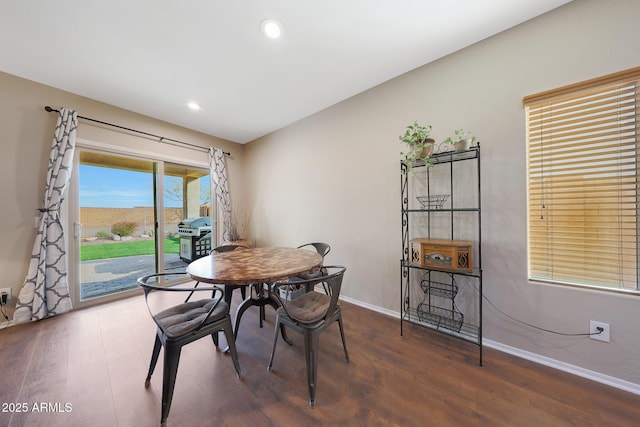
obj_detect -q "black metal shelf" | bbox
[402,307,480,343]
[401,146,479,169]
[401,261,482,278]
[404,207,480,213]
[400,144,483,365]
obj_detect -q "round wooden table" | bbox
[186,247,322,340]
[187,246,322,285]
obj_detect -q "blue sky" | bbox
[79,165,208,208]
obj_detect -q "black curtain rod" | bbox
[44,106,230,156]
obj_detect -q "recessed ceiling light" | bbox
[187,102,201,111]
[260,19,283,39]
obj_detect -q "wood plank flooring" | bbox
[1,292,639,427]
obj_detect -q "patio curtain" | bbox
[14,108,77,324]
[209,147,233,241]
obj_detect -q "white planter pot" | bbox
[418,138,435,158]
[454,138,472,152]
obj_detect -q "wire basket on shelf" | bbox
[420,275,459,299]
[416,303,464,332]
[416,194,449,209]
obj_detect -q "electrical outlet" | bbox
[590,320,610,343]
[0,287,11,305]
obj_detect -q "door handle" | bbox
[74,222,84,238]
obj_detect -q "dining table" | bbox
[186,246,323,342]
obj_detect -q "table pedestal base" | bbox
[233,284,291,345]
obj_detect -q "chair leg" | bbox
[337,314,349,363]
[146,334,162,387]
[222,317,242,378]
[223,286,233,306]
[266,316,282,371]
[211,332,220,349]
[259,283,268,327]
[160,345,182,426]
[303,330,320,408]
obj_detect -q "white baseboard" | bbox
[340,296,640,396]
[340,294,399,319]
[484,339,640,395]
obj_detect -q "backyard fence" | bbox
[80,207,184,238]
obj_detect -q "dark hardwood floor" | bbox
[1,292,639,427]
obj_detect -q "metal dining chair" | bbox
[267,265,348,408]
[138,272,241,427]
[294,242,331,293]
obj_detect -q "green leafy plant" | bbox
[399,121,434,172]
[95,230,110,238]
[443,129,477,148]
[111,221,137,237]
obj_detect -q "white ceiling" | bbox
[0,0,571,144]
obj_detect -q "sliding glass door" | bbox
[163,162,213,272]
[69,149,212,306]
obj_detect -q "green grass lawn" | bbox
[81,238,180,261]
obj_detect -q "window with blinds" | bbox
[524,67,640,293]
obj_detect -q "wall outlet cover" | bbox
[590,320,610,343]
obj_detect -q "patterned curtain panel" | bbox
[14,108,77,324]
[209,148,232,241]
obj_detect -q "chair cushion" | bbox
[154,298,229,338]
[283,292,330,324]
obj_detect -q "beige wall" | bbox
[244,0,640,385]
[0,71,245,306]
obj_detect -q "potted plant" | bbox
[443,129,476,152]
[399,121,435,172]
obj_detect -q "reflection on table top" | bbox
[186,246,322,285]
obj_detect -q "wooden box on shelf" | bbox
[409,238,472,271]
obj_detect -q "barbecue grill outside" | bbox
[177,217,212,262]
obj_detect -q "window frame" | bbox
[524,66,640,295]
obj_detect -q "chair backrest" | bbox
[297,242,331,260]
[137,272,227,335]
[212,244,249,254]
[273,266,345,325]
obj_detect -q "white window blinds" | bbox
[524,67,640,292]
